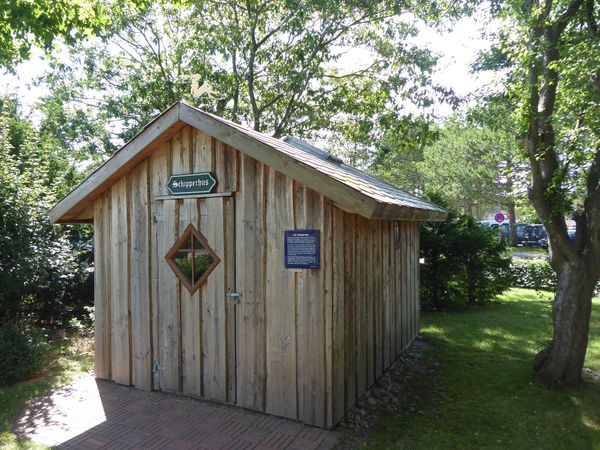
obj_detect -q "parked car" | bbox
[522,224,547,246]
[478,220,549,247]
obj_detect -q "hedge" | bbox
[510,258,600,295]
[0,325,48,387]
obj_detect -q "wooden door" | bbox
[152,195,236,403]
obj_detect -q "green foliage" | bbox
[420,201,511,310]
[510,259,600,295]
[369,104,532,221]
[488,0,600,226]
[510,259,557,291]
[0,0,108,69]
[0,98,93,329]
[367,117,436,192]
[0,325,48,388]
[36,0,453,159]
[485,0,600,383]
[418,115,515,215]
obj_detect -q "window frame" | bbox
[165,224,221,294]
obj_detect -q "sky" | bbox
[0,12,497,120]
[416,14,498,114]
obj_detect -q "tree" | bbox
[466,94,531,246]
[368,95,529,239]
[0,0,106,70]
[36,0,448,153]
[0,98,92,328]
[495,0,600,385]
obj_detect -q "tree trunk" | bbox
[507,201,517,247]
[533,260,597,386]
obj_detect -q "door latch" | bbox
[227,288,242,304]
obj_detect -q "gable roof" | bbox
[49,102,447,223]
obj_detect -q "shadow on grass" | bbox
[365,289,600,450]
[0,337,94,449]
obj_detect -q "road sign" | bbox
[494,212,505,223]
[166,172,217,195]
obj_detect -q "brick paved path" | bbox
[14,375,339,449]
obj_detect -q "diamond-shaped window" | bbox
[166,224,220,294]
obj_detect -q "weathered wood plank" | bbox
[93,192,111,380]
[403,222,410,350]
[222,196,236,403]
[415,222,421,339]
[176,127,202,397]
[355,215,367,396]
[366,220,375,387]
[110,177,130,385]
[382,221,391,370]
[213,136,237,403]
[149,141,169,391]
[301,188,325,427]
[374,220,383,379]
[265,171,297,419]
[215,141,239,192]
[293,182,306,421]
[389,222,397,359]
[202,195,227,401]
[409,222,415,343]
[129,161,152,391]
[323,198,333,428]
[332,207,345,423]
[192,128,212,397]
[154,138,180,392]
[411,222,419,342]
[236,154,266,411]
[343,211,356,411]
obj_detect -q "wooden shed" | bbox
[49,102,447,428]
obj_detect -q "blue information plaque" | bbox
[284,229,320,269]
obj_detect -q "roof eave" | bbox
[371,203,448,221]
[49,103,184,224]
[50,102,448,224]
[179,104,382,219]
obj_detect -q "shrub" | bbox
[510,259,556,291]
[0,324,48,387]
[510,258,600,295]
[0,100,94,330]
[421,208,511,310]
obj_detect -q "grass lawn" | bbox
[509,246,548,254]
[0,335,93,449]
[365,288,600,450]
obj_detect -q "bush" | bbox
[510,259,556,291]
[0,99,94,330]
[510,259,600,295]
[421,208,511,310]
[0,325,48,387]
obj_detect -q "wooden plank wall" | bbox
[92,124,422,429]
[94,125,239,402]
[327,211,421,426]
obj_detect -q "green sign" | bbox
[166,172,217,195]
